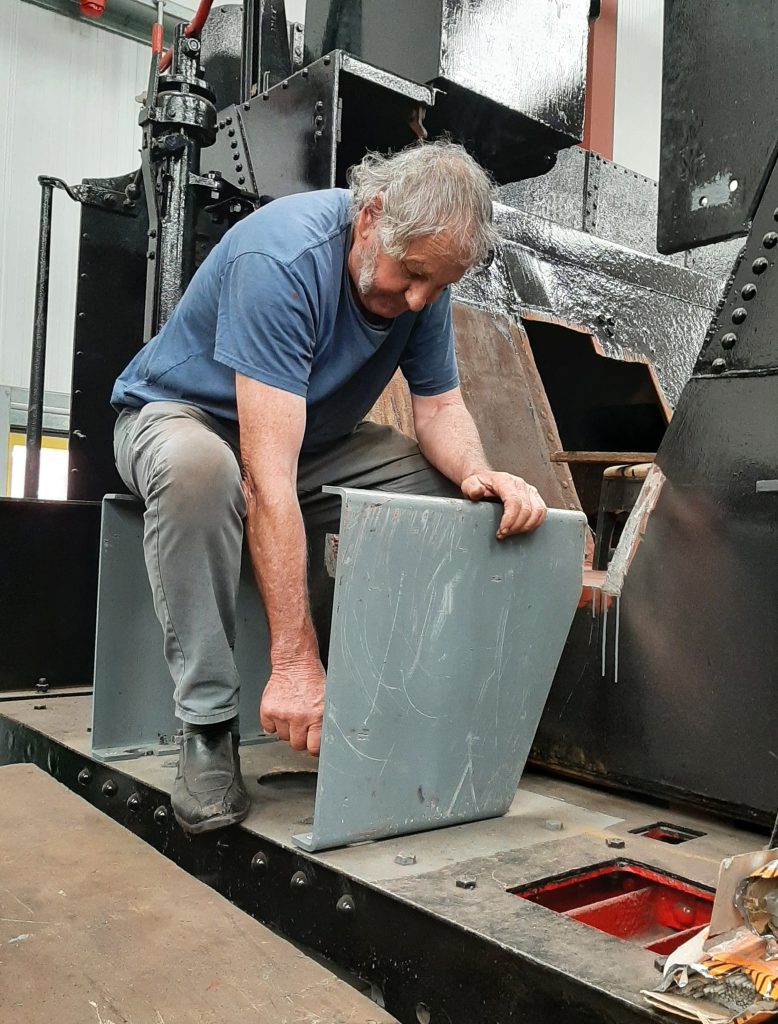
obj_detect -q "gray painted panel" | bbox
[295,488,586,851]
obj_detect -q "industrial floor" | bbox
[0,692,766,1023]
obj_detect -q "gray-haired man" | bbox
[111,141,547,834]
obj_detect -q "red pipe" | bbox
[158,0,214,72]
[80,0,106,17]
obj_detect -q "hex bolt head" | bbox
[153,805,169,825]
[763,232,778,249]
[606,837,626,849]
[753,257,769,274]
[126,793,141,812]
[290,870,309,889]
[101,779,118,797]
[77,768,91,786]
[731,307,747,324]
[251,852,268,872]
[455,875,477,889]
[741,283,757,301]
[721,332,738,350]
[336,894,355,914]
[544,819,564,831]
[394,853,416,866]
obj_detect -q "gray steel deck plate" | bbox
[294,488,586,851]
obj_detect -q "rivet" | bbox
[290,870,309,889]
[82,232,89,240]
[238,176,246,185]
[732,307,747,324]
[101,779,117,797]
[741,283,757,300]
[315,129,323,139]
[763,232,778,249]
[336,894,355,914]
[251,852,268,872]
[148,229,157,238]
[282,81,289,89]
[232,152,240,161]
[228,128,235,137]
[77,768,91,786]
[218,120,225,129]
[230,140,238,149]
[753,257,768,274]
[236,164,243,172]
[315,100,324,111]
[262,92,269,100]
[323,55,331,65]
[80,273,88,280]
[773,208,778,221]
[225,116,233,126]
[455,875,477,889]
[243,102,250,110]
[394,853,416,866]
[126,793,141,811]
[721,332,737,350]
[147,252,155,260]
[78,311,86,319]
[606,837,626,849]
[711,357,727,373]
[302,68,309,77]
[153,805,169,825]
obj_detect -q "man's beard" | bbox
[357,238,379,296]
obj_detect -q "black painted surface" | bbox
[658,0,778,253]
[69,178,148,502]
[0,501,100,690]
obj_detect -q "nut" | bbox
[394,853,416,866]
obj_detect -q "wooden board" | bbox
[366,303,581,512]
[0,763,396,1024]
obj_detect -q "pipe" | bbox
[159,0,213,71]
[24,178,55,500]
[151,0,164,54]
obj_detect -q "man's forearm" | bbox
[243,481,318,665]
[416,400,491,485]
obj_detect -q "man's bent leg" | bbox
[114,402,250,833]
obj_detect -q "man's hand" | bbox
[461,471,547,538]
[259,658,326,756]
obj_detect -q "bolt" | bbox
[732,307,747,324]
[77,768,92,786]
[78,311,86,319]
[147,252,155,261]
[544,819,564,831]
[82,232,89,240]
[721,332,737,350]
[102,779,118,797]
[336,894,355,914]
[711,357,727,373]
[126,183,139,198]
[33,704,46,711]
[80,273,87,280]
[455,875,477,889]
[232,153,240,161]
[36,678,49,693]
[218,120,225,130]
[230,140,238,149]
[323,55,331,65]
[315,115,324,127]
[763,232,778,249]
[315,100,324,111]
[243,102,250,110]
[606,837,626,849]
[153,805,169,825]
[302,68,309,77]
[251,851,268,872]
[290,870,309,889]
[184,38,200,55]
[103,193,116,205]
[126,793,141,811]
[236,164,243,172]
[741,283,757,300]
[315,129,323,139]
[238,176,246,185]
[148,229,157,239]
[228,128,235,137]
[282,81,289,90]
[225,116,232,126]
[394,853,416,866]
[262,92,269,101]
[753,257,769,274]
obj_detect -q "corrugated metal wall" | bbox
[612,0,664,179]
[0,1,148,394]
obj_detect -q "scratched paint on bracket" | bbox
[691,172,738,212]
[293,488,585,852]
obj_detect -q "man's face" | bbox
[348,204,468,320]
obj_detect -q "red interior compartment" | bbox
[511,861,713,955]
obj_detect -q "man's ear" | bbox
[357,194,384,238]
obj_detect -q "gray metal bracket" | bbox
[90,495,271,760]
[293,488,586,851]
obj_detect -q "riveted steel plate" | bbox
[294,488,586,851]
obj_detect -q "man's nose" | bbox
[405,281,434,311]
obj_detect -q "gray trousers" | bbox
[114,401,458,725]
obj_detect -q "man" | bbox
[112,140,547,834]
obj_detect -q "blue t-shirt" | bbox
[112,188,459,453]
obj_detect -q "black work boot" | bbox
[172,728,250,834]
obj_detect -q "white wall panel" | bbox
[612,0,664,180]
[0,2,149,394]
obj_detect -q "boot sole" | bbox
[174,805,249,835]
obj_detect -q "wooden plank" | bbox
[0,763,397,1024]
[366,304,582,513]
[551,451,655,465]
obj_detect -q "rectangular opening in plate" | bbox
[510,860,714,955]
[628,821,706,844]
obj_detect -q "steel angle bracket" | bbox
[293,488,586,852]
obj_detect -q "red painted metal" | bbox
[511,862,713,955]
[80,0,106,17]
[629,822,705,845]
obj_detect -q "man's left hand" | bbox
[461,472,547,538]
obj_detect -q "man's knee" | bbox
[150,432,244,520]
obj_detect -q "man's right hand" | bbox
[259,658,326,756]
